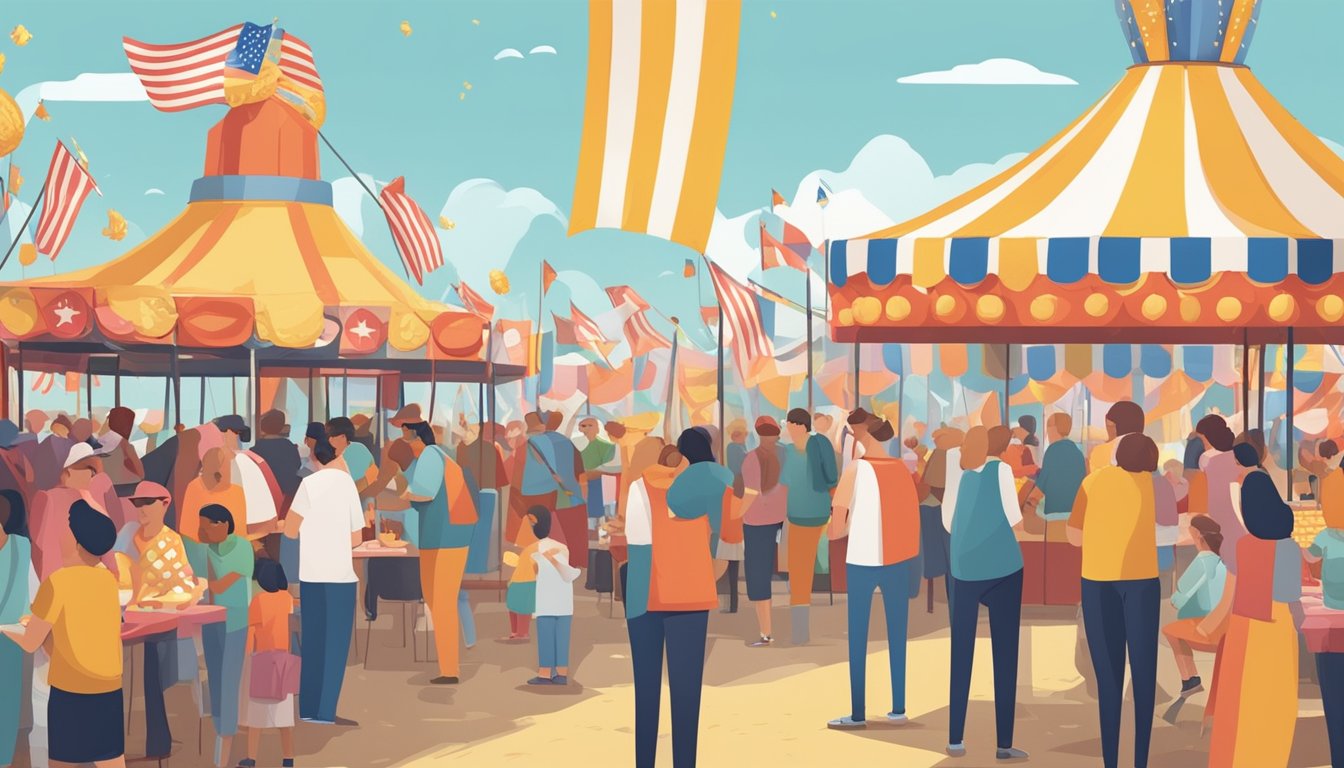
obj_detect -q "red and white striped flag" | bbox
[123,24,322,113]
[706,260,773,374]
[456,280,495,320]
[378,177,443,285]
[35,142,99,261]
[760,221,809,271]
[570,303,616,365]
[605,285,670,357]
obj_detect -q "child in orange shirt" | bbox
[238,558,296,768]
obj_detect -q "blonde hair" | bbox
[961,426,989,470]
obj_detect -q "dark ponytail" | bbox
[313,435,338,466]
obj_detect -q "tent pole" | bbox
[1257,343,1266,435]
[487,343,500,600]
[199,376,206,424]
[324,373,331,421]
[171,346,182,429]
[852,342,860,411]
[113,357,121,408]
[1003,343,1011,426]
[307,369,315,424]
[374,376,383,455]
[1286,328,1295,502]
[13,346,22,424]
[342,373,349,417]
[231,377,237,415]
[249,348,259,434]
[0,345,9,422]
[1241,333,1250,426]
[85,360,93,419]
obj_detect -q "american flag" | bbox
[706,260,774,375]
[123,22,322,113]
[760,221,808,271]
[378,176,443,285]
[456,280,495,320]
[35,142,99,261]
[605,285,670,357]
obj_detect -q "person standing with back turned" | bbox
[781,409,838,645]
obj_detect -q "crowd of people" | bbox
[0,393,1339,767]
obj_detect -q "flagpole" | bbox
[315,130,413,282]
[536,262,546,412]
[806,240,814,416]
[0,186,46,274]
[663,318,680,440]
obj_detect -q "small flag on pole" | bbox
[378,176,443,285]
[816,184,829,208]
[759,221,808,271]
[35,141,100,261]
[542,260,558,294]
[771,189,785,208]
[683,258,697,278]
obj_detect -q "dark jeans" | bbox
[142,631,176,757]
[1081,577,1160,768]
[299,581,357,722]
[1318,653,1344,768]
[846,560,912,721]
[949,568,1023,749]
[628,610,709,768]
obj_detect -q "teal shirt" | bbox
[1036,440,1086,518]
[1172,551,1227,619]
[206,535,254,632]
[342,442,375,485]
[0,535,31,624]
[782,436,837,527]
[667,462,734,543]
[1311,529,1344,610]
[410,446,472,550]
[950,461,1024,581]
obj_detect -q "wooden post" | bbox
[1286,328,1295,502]
[1257,343,1266,434]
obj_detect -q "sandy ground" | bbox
[11,580,1336,767]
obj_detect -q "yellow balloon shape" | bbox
[17,243,36,266]
[0,88,24,158]
[489,269,510,295]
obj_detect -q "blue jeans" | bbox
[202,624,247,737]
[1081,577,1159,768]
[459,588,477,647]
[845,560,913,721]
[949,569,1023,749]
[142,631,177,756]
[299,581,357,722]
[536,615,573,669]
[628,610,708,768]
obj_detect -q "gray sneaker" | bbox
[827,716,866,730]
[885,712,908,724]
[946,743,966,757]
[997,747,1029,761]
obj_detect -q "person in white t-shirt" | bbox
[215,415,279,537]
[526,508,582,686]
[282,436,363,725]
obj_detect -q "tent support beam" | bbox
[1257,344,1266,435]
[171,346,181,429]
[324,374,331,421]
[852,342,860,411]
[113,357,121,408]
[1003,344,1011,426]
[14,347,22,424]
[199,376,206,424]
[1,345,9,422]
[307,369,315,423]
[1242,332,1250,426]
[249,348,259,435]
[85,360,93,419]
[1287,328,1295,502]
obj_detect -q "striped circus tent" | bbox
[830,0,1344,345]
[570,0,742,253]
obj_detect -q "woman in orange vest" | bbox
[624,429,728,768]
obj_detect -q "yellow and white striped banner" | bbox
[570,0,742,253]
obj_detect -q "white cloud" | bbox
[494,48,524,61]
[144,188,164,196]
[435,179,566,300]
[15,72,148,122]
[529,45,557,56]
[898,58,1077,86]
[770,134,1025,246]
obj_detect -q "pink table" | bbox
[122,604,227,643]
[1301,587,1344,654]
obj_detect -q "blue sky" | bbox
[3,0,1344,354]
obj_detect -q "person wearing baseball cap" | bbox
[116,481,203,759]
[213,415,280,537]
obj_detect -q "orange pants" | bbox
[786,522,825,607]
[420,547,468,677]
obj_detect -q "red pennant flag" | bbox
[378,176,443,285]
[771,188,785,208]
[35,142,99,261]
[542,260,558,294]
[760,221,809,271]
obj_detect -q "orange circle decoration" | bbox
[1140,294,1167,321]
[1084,293,1109,318]
[885,296,911,322]
[1319,295,1344,323]
[430,312,486,357]
[851,296,882,325]
[1216,297,1242,323]
[837,307,855,327]
[1267,294,1295,323]
[976,295,1005,323]
[1178,295,1200,323]
[1030,295,1058,322]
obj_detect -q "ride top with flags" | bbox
[569,0,743,253]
